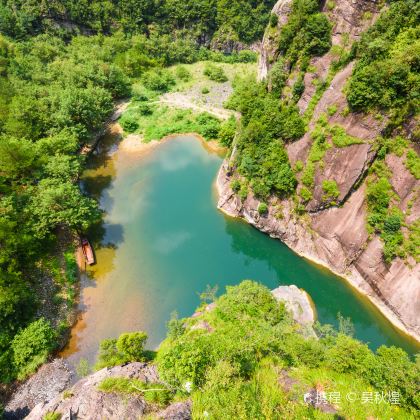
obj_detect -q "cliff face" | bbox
[218,0,420,342]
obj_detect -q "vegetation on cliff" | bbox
[227,0,419,267]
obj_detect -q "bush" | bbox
[138,103,153,116]
[116,332,148,361]
[196,113,221,139]
[269,13,279,27]
[143,69,176,92]
[231,179,241,193]
[292,74,305,101]
[12,318,57,380]
[95,331,148,369]
[258,203,268,215]
[405,149,420,179]
[204,63,228,83]
[325,334,374,376]
[120,115,139,132]
[175,65,192,82]
[268,59,288,97]
[201,87,210,94]
[300,186,312,202]
[383,215,402,234]
[218,116,236,147]
[370,346,420,410]
[322,179,340,202]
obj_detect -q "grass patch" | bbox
[120,105,221,142]
[322,179,340,203]
[98,377,172,406]
[329,124,363,147]
[291,365,413,419]
[405,148,420,179]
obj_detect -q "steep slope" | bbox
[218,0,420,342]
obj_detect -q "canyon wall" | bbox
[218,0,420,342]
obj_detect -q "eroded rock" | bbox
[26,363,159,420]
[4,359,72,420]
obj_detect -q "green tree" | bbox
[27,179,101,238]
[12,318,57,380]
[116,332,148,361]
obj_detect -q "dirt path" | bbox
[157,93,238,120]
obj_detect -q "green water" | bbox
[63,133,418,366]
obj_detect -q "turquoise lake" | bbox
[62,132,418,366]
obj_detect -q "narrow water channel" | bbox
[61,128,419,367]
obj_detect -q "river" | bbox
[61,127,419,367]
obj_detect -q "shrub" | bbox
[204,63,228,83]
[383,215,402,234]
[120,115,139,133]
[196,113,221,139]
[300,186,312,202]
[369,345,420,411]
[322,179,340,201]
[327,104,337,116]
[405,149,420,179]
[268,59,288,97]
[95,331,148,369]
[175,65,191,82]
[258,203,268,215]
[218,116,236,146]
[292,74,305,101]
[269,13,279,27]
[201,87,210,94]
[143,69,175,92]
[116,332,148,361]
[12,318,57,380]
[138,103,153,116]
[325,334,374,376]
[231,179,241,193]
[294,160,304,172]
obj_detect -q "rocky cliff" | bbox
[218,0,420,342]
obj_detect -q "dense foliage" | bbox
[226,76,304,199]
[347,0,419,118]
[95,332,150,370]
[0,0,276,45]
[278,0,332,65]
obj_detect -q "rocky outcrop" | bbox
[25,363,181,420]
[257,0,293,81]
[272,285,317,338]
[4,359,72,420]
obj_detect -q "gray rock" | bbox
[271,285,315,326]
[25,363,159,420]
[4,359,72,420]
[157,401,192,420]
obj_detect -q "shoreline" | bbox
[215,164,420,348]
[119,130,227,157]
